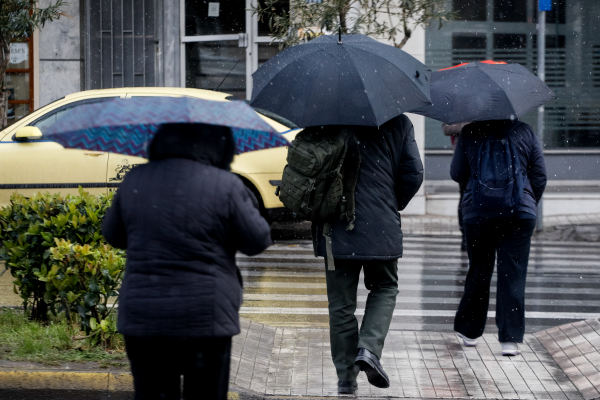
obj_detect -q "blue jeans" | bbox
[454,218,536,343]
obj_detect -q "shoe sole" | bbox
[338,388,357,395]
[457,333,478,347]
[355,358,390,389]
[502,350,521,356]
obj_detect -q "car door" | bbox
[0,97,117,206]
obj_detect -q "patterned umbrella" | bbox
[44,97,289,156]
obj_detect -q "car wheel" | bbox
[238,176,270,224]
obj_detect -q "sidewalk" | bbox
[2,318,598,399]
[230,318,600,399]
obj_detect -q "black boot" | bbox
[355,348,390,389]
[338,380,358,395]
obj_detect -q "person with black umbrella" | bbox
[251,33,430,394]
[412,61,553,356]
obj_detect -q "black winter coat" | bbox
[102,124,271,338]
[450,120,547,220]
[313,115,424,259]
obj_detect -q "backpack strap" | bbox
[339,130,361,231]
[323,222,335,270]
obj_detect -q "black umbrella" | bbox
[250,34,432,128]
[410,61,556,124]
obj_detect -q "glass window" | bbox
[9,43,29,69]
[453,0,487,21]
[494,0,527,22]
[6,40,33,127]
[185,41,246,99]
[493,34,527,49]
[5,73,30,101]
[452,34,487,50]
[185,0,245,36]
[29,98,118,135]
[533,0,567,24]
[452,34,487,65]
[257,0,290,36]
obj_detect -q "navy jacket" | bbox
[450,120,547,220]
[102,124,271,338]
[313,115,424,259]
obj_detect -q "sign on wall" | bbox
[9,43,28,66]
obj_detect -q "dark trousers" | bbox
[325,258,398,381]
[454,218,536,343]
[125,336,232,400]
[458,185,465,237]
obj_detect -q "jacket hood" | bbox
[148,123,235,170]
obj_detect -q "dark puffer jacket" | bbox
[102,123,271,338]
[450,120,547,220]
[313,114,424,260]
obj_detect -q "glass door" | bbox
[183,0,287,100]
[183,0,250,99]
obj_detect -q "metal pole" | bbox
[536,10,546,232]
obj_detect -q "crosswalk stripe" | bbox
[242,294,600,306]
[243,280,598,294]
[239,236,600,331]
[240,270,600,284]
[239,307,600,320]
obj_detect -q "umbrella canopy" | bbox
[250,34,432,128]
[43,97,289,156]
[411,61,556,124]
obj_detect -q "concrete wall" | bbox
[37,0,82,107]
[161,0,181,87]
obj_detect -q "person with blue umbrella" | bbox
[413,61,552,356]
[252,33,430,394]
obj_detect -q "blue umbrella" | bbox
[44,97,289,156]
[410,61,556,124]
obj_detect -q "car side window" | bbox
[27,97,119,136]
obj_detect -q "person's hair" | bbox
[148,123,235,171]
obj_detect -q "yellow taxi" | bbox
[0,88,299,221]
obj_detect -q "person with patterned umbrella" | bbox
[44,96,282,399]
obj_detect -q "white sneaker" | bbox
[501,342,521,356]
[457,332,478,347]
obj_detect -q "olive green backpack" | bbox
[275,126,361,269]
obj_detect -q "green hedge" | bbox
[0,188,124,347]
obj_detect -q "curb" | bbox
[0,370,298,400]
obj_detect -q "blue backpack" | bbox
[473,122,526,218]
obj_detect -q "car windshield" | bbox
[224,96,298,130]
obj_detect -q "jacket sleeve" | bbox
[395,119,424,211]
[450,134,470,184]
[101,191,128,249]
[229,179,272,256]
[526,127,547,203]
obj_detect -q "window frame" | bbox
[6,37,34,123]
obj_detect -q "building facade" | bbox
[6,0,599,215]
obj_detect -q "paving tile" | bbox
[228,318,600,399]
